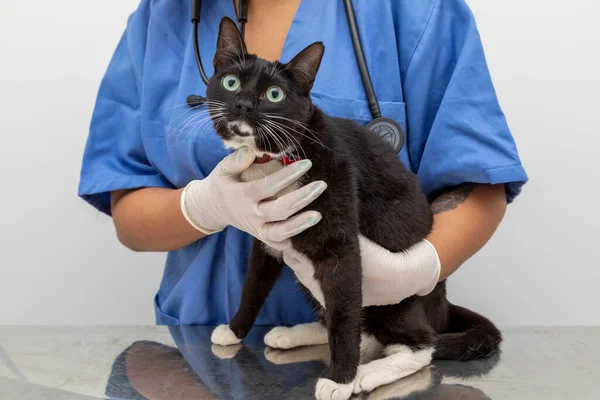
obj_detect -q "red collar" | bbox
[254,154,301,166]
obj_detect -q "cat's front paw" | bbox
[211,325,242,346]
[315,378,354,400]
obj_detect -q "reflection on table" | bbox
[106,326,499,399]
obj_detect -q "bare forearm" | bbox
[427,183,507,281]
[111,188,205,252]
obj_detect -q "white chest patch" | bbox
[222,131,286,161]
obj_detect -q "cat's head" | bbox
[206,17,324,159]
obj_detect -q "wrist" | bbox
[180,180,225,235]
[415,239,442,296]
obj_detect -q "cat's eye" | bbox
[266,86,285,103]
[222,74,241,91]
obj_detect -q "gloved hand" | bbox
[283,236,441,307]
[181,147,327,248]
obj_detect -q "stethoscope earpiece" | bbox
[366,117,405,154]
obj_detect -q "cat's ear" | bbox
[286,42,325,93]
[214,17,247,71]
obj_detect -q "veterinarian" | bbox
[79,0,528,325]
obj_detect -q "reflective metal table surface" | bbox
[0,326,598,399]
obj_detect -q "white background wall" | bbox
[0,0,598,326]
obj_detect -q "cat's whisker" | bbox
[167,103,201,112]
[173,106,221,121]
[277,127,307,162]
[261,122,291,156]
[213,118,228,138]
[256,123,273,154]
[264,119,307,161]
[171,95,229,110]
[264,119,315,160]
[176,116,213,140]
[204,99,228,105]
[169,112,214,140]
[190,113,226,129]
[265,121,306,162]
[257,123,275,155]
[214,116,227,130]
[264,113,323,139]
[264,114,330,150]
[170,107,226,136]
[187,119,220,141]
[267,120,305,159]
[276,123,328,152]
[171,105,213,121]
[268,123,297,155]
[181,113,226,141]
[176,104,228,141]
[255,124,270,155]
[170,112,207,141]
[170,107,209,131]
[260,123,285,155]
[167,99,227,120]
[185,114,227,142]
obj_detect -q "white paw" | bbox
[315,378,354,400]
[353,363,382,394]
[211,325,242,346]
[353,346,433,394]
[264,327,296,349]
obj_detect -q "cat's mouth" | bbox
[223,119,259,152]
[222,119,289,159]
[227,120,254,137]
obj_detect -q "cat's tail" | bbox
[433,303,502,361]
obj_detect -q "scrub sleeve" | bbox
[401,0,528,201]
[78,1,172,215]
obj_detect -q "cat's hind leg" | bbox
[353,344,434,394]
[354,314,437,395]
[264,322,328,349]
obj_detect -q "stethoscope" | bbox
[186,0,404,153]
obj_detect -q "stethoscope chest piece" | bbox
[366,117,405,153]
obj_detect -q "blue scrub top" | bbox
[79,0,528,326]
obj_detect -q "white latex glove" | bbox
[181,147,327,248]
[283,236,441,307]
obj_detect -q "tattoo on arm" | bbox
[431,183,476,215]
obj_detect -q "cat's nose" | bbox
[236,95,255,114]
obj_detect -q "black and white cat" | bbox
[204,17,501,400]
